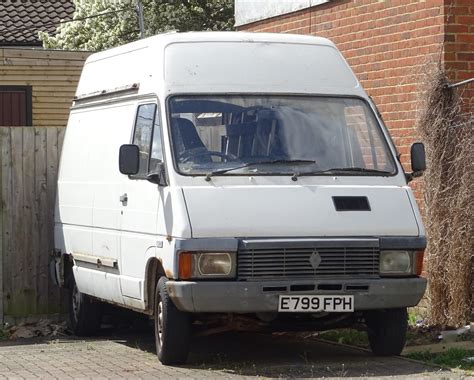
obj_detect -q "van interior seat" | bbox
[225,121,257,157]
[225,119,286,160]
[171,117,211,163]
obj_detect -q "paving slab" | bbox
[0,330,460,379]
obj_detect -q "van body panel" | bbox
[76,32,352,99]
[73,266,123,304]
[57,100,135,301]
[182,185,419,238]
[164,42,360,95]
[119,176,161,299]
[166,277,427,313]
[78,46,150,98]
[406,186,426,236]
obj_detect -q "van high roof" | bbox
[76,31,363,102]
[86,31,337,63]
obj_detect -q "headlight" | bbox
[379,250,412,275]
[198,253,233,276]
[179,251,236,279]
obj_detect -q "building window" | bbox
[0,86,33,126]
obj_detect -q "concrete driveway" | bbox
[0,327,458,379]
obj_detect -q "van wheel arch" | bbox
[145,258,166,312]
[63,254,74,287]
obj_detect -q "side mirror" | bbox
[406,142,426,182]
[119,144,139,175]
[146,161,167,186]
[411,142,426,172]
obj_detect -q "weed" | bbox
[86,343,95,351]
[299,350,309,364]
[406,348,474,371]
[408,311,418,327]
[318,329,369,348]
[326,363,348,377]
[0,328,8,340]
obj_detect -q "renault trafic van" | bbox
[52,32,427,365]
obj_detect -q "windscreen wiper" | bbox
[294,167,393,177]
[323,167,393,175]
[205,159,316,181]
[290,167,392,181]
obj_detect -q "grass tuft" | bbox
[0,329,8,340]
[317,329,369,348]
[406,348,474,371]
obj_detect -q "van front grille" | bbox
[238,247,380,280]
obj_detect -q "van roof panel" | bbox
[85,32,337,63]
[76,32,364,100]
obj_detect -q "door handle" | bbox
[120,193,128,204]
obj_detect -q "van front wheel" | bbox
[154,277,191,365]
[365,308,408,356]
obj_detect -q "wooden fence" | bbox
[0,127,65,325]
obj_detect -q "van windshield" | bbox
[168,96,396,176]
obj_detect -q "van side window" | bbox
[344,105,391,170]
[132,104,156,176]
[149,108,163,173]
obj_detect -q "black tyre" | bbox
[154,277,191,365]
[365,308,408,356]
[67,276,102,336]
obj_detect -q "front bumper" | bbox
[166,277,427,313]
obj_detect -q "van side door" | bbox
[119,101,163,308]
[71,101,135,305]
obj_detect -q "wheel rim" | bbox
[157,299,163,345]
[71,283,80,321]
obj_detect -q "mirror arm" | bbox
[405,170,424,183]
[146,173,159,184]
[146,172,168,186]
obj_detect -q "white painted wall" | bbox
[235,0,329,27]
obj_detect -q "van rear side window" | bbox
[132,103,162,177]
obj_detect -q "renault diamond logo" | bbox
[309,251,322,269]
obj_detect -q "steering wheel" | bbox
[180,149,237,163]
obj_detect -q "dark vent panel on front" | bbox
[333,196,371,211]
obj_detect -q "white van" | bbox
[52,32,427,365]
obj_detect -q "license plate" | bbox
[278,295,354,312]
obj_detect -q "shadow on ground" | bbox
[0,313,450,378]
[111,323,447,378]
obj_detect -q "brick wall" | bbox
[444,0,474,113]
[238,0,449,178]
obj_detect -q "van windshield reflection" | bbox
[168,96,396,176]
